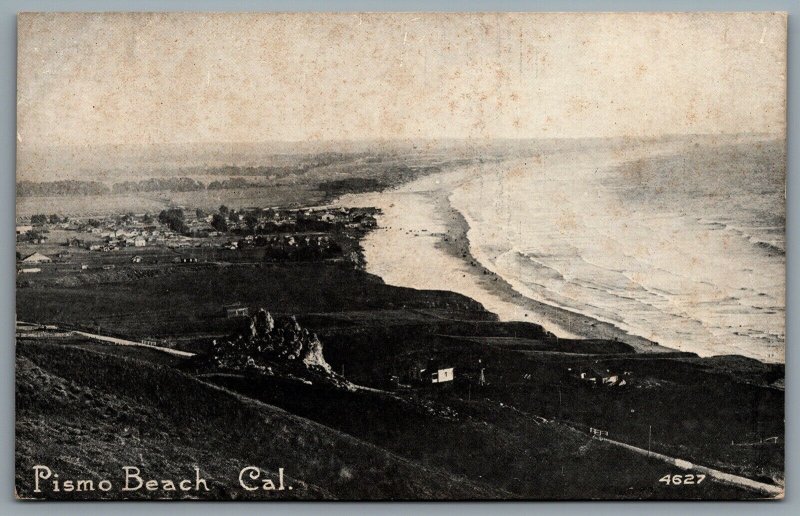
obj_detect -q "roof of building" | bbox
[21,252,51,263]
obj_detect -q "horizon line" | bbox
[18,131,785,150]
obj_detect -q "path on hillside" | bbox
[588,432,782,498]
[72,330,196,357]
[17,321,195,358]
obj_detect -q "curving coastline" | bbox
[337,138,785,363]
[435,190,666,352]
[336,164,671,354]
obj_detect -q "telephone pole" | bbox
[557,384,562,420]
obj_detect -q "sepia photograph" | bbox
[14,11,786,500]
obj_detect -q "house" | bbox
[413,358,455,386]
[18,267,41,274]
[20,252,51,264]
[134,237,147,247]
[131,255,142,263]
[224,305,249,318]
[602,374,621,386]
[16,225,33,235]
[577,368,628,388]
[431,367,455,384]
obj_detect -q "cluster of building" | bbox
[16,205,380,274]
[224,205,378,234]
[573,368,631,388]
[80,224,200,251]
[17,216,172,248]
[224,233,341,257]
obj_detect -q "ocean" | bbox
[340,136,785,363]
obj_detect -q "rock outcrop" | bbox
[209,308,332,375]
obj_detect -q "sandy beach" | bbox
[337,137,785,362]
[336,162,669,353]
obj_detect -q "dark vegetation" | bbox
[16,258,784,498]
[16,262,490,340]
[17,340,493,500]
[19,177,254,197]
[157,208,188,234]
[17,154,461,202]
[29,213,68,224]
[17,332,771,500]
[318,177,382,194]
[18,180,110,197]
[208,177,255,190]
[112,177,205,194]
[317,165,444,199]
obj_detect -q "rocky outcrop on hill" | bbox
[204,309,334,377]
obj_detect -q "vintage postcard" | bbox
[15,12,785,500]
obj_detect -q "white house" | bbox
[431,367,454,384]
[21,252,51,264]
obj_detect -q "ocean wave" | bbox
[347,145,784,364]
[447,153,784,363]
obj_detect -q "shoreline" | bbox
[338,140,784,364]
[429,188,671,353]
[337,165,674,355]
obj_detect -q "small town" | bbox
[16,205,379,274]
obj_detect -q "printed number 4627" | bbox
[659,473,706,486]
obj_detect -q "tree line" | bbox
[18,177,259,197]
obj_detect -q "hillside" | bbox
[16,340,493,500]
[16,336,776,500]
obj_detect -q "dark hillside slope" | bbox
[16,340,493,500]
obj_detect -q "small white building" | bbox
[431,367,454,384]
[224,305,249,318]
[21,252,51,264]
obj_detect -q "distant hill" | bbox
[18,134,776,182]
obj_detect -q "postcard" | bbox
[15,12,786,500]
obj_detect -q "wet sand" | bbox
[337,167,672,354]
[431,188,670,353]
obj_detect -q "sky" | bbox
[17,12,787,149]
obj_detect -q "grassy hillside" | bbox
[16,262,494,342]
[16,339,494,500]
[17,337,773,500]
